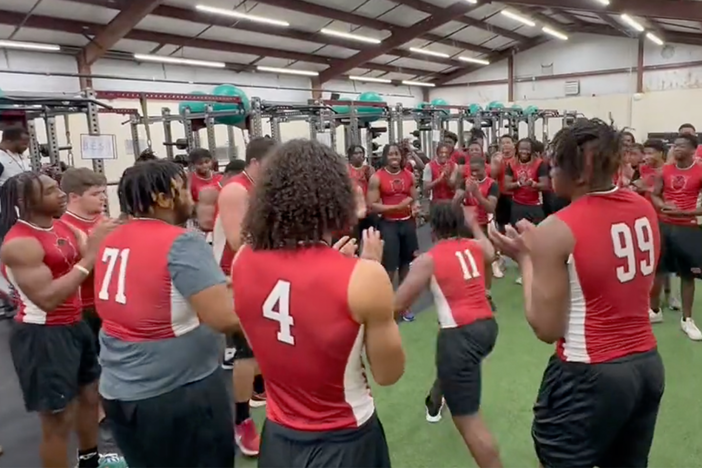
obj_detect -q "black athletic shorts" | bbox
[532,350,665,468]
[10,320,100,413]
[104,369,235,468]
[658,222,702,278]
[543,192,570,217]
[82,306,102,354]
[510,201,545,226]
[259,412,391,468]
[495,194,512,227]
[230,331,254,360]
[378,218,418,273]
[436,318,498,417]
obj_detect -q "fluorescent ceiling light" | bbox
[465,0,478,3]
[196,4,289,27]
[134,54,225,68]
[409,47,450,58]
[321,28,381,44]
[620,14,644,32]
[257,66,318,76]
[646,32,664,46]
[0,40,60,51]
[349,75,392,84]
[542,26,569,40]
[500,10,536,27]
[595,0,610,5]
[458,56,490,65]
[402,80,436,88]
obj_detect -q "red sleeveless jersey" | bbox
[497,155,515,195]
[638,164,661,205]
[232,245,374,431]
[376,168,414,220]
[508,159,544,206]
[348,164,372,195]
[555,188,658,364]
[427,239,493,328]
[95,219,200,341]
[59,211,102,308]
[659,162,702,226]
[4,220,82,325]
[212,172,253,274]
[462,174,498,226]
[428,160,456,201]
[190,172,222,203]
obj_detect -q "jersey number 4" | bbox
[97,248,130,304]
[263,280,295,345]
[611,217,655,283]
[455,249,481,280]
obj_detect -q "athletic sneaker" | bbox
[250,391,267,408]
[402,311,415,322]
[667,296,682,311]
[681,318,702,341]
[235,418,260,457]
[221,347,236,370]
[425,394,445,423]
[649,309,663,324]
[491,260,504,279]
[98,453,127,468]
[515,276,522,285]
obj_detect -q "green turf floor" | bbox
[242,272,702,467]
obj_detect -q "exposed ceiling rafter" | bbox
[318,1,478,84]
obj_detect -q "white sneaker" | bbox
[492,261,504,279]
[425,397,445,423]
[667,296,682,311]
[681,318,702,341]
[515,276,522,285]
[649,309,663,324]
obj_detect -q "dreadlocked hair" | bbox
[430,201,472,240]
[117,159,186,217]
[0,171,43,241]
[550,118,621,187]
[243,139,356,250]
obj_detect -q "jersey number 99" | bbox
[611,217,655,283]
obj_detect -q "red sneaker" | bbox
[250,391,267,408]
[235,418,260,457]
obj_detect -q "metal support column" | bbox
[44,116,60,165]
[309,115,318,141]
[395,103,404,142]
[387,107,396,144]
[270,117,281,143]
[348,105,360,146]
[84,89,109,213]
[329,120,337,152]
[26,119,42,171]
[130,117,141,159]
[63,114,75,167]
[430,109,442,156]
[457,116,465,148]
[182,108,195,151]
[227,126,236,160]
[205,104,217,153]
[161,108,174,160]
[249,98,263,138]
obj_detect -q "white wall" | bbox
[430,33,702,142]
[0,50,424,213]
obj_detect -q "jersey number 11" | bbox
[456,249,481,280]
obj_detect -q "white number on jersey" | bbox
[263,280,295,345]
[455,249,481,280]
[97,248,130,304]
[611,217,655,283]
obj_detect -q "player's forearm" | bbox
[29,266,90,312]
[476,194,496,212]
[520,258,564,344]
[650,195,665,210]
[503,179,519,190]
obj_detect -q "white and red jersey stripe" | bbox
[95,219,198,340]
[232,245,374,431]
[59,211,103,308]
[427,238,493,328]
[555,188,658,364]
[3,220,82,325]
[212,172,253,275]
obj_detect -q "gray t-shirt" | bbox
[0,149,32,186]
[99,231,227,401]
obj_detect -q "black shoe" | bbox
[424,394,444,423]
[221,347,235,370]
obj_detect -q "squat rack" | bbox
[95,91,243,161]
[0,90,112,174]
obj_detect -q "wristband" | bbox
[74,264,90,276]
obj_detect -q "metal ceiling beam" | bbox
[432,36,550,86]
[395,0,528,42]
[549,8,587,27]
[247,0,493,54]
[81,0,163,65]
[499,0,702,23]
[63,0,459,68]
[595,13,634,38]
[317,1,477,84]
[0,10,432,77]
